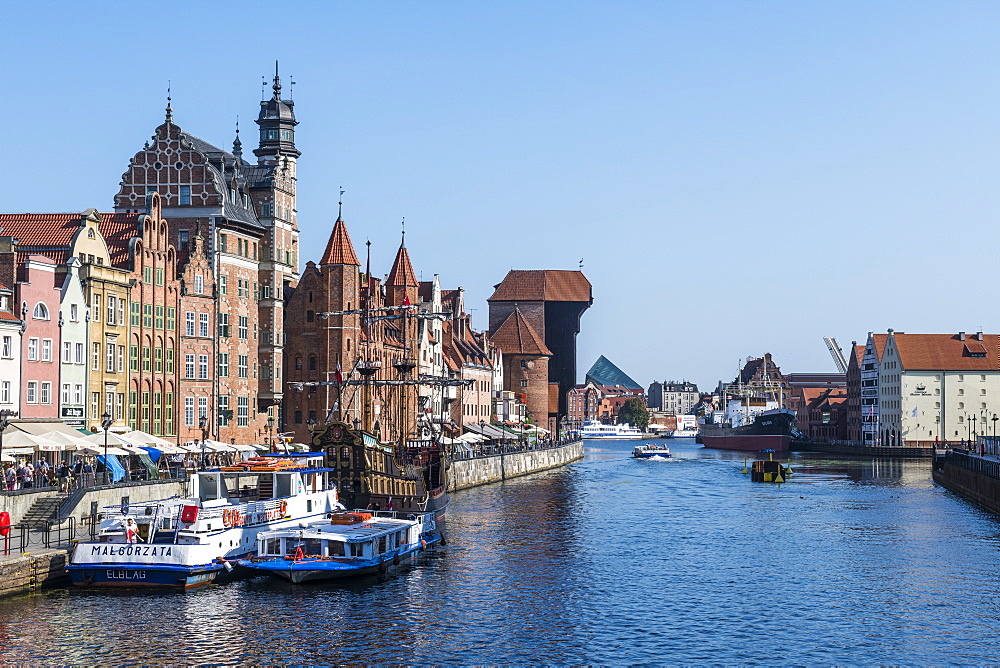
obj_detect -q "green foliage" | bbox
[617,398,649,430]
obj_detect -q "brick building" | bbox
[488,270,591,432]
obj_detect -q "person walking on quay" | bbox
[72,458,84,489]
[3,463,15,491]
[82,459,95,487]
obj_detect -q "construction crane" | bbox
[824,337,848,374]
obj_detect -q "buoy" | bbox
[741,458,748,474]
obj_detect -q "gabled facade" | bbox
[18,255,61,419]
[58,259,88,427]
[178,235,216,443]
[0,237,22,412]
[860,333,888,444]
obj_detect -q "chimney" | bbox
[976,331,984,341]
[959,332,966,341]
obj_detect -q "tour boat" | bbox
[237,509,443,583]
[632,443,672,458]
[579,420,644,439]
[67,453,345,589]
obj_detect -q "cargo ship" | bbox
[698,398,803,452]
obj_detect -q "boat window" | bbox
[303,539,322,557]
[274,474,293,498]
[199,474,220,501]
[327,540,345,557]
[265,538,282,556]
[377,536,387,554]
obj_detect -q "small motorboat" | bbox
[632,443,671,458]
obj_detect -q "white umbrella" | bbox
[230,443,260,452]
[83,431,138,448]
[121,430,174,447]
[75,444,132,456]
[458,432,485,443]
[0,431,65,452]
[40,431,93,451]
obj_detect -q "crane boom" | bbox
[824,337,848,374]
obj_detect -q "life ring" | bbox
[279,500,288,516]
[222,509,233,527]
[419,539,427,551]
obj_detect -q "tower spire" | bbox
[233,116,242,159]
[165,80,173,124]
[400,217,406,247]
[338,186,344,221]
[272,60,282,99]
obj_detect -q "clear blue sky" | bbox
[2,1,998,391]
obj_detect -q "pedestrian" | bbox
[124,518,138,544]
[57,461,71,492]
[20,461,33,489]
[82,459,95,487]
[3,463,15,491]
[36,459,50,487]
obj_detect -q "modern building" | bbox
[586,355,642,391]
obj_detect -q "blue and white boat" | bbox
[237,510,443,583]
[579,420,644,439]
[632,443,672,458]
[67,453,345,589]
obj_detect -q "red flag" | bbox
[335,360,343,385]
[402,294,410,306]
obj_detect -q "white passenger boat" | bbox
[238,510,443,583]
[67,454,344,589]
[579,420,644,439]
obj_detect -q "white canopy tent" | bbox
[75,444,132,456]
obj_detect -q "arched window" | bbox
[295,357,302,370]
[33,303,49,320]
[309,356,317,371]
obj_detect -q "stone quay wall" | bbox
[448,440,584,491]
[933,451,1000,514]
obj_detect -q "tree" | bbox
[617,398,649,430]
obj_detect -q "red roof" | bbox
[386,244,418,288]
[489,270,592,303]
[98,213,141,268]
[319,217,360,266]
[490,308,551,356]
[893,333,1000,371]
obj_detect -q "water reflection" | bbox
[2,439,1000,663]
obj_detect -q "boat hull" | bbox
[66,562,226,589]
[701,434,791,452]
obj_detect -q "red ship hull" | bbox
[701,434,791,452]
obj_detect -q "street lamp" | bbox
[198,415,208,468]
[101,411,113,485]
[266,415,275,453]
[0,409,17,469]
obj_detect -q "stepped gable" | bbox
[491,308,551,356]
[319,216,360,266]
[892,332,1000,370]
[386,244,418,288]
[586,355,642,390]
[488,269,592,303]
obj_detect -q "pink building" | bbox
[18,255,61,418]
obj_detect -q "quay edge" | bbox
[449,439,583,491]
[932,450,1000,515]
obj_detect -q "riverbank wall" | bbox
[933,450,1000,514]
[448,440,584,491]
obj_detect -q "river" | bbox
[3,438,1000,664]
